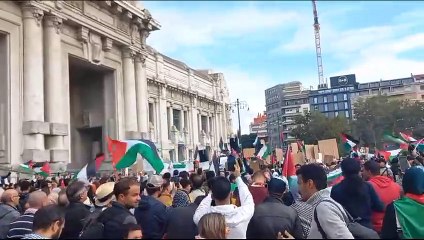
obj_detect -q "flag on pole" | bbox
[296,140,305,153]
[219,137,224,151]
[253,135,259,146]
[257,144,271,160]
[76,154,106,181]
[107,137,164,174]
[20,160,35,171]
[399,132,417,142]
[282,147,296,186]
[340,133,360,152]
[33,162,51,177]
[383,133,409,149]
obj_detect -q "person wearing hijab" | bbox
[381,166,424,239]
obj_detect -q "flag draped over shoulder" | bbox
[341,133,360,152]
[394,196,424,239]
[107,137,164,173]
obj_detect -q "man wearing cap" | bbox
[135,175,168,239]
[247,177,303,239]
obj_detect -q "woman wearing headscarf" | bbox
[331,158,384,229]
[381,166,424,239]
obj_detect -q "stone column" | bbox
[122,48,138,138]
[222,103,228,141]
[206,115,210,134]
[159,86,169,159]
[168,105,173,138]
[190,97,198,146]
[135,54,149,138]
[44,15,65,151]
[180,109,185,132]
[22,6,49,160]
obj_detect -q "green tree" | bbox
[291,111,349,145]
[352,95,424,148]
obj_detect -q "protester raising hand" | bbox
[277,231,294,239]
[234,160,241,178]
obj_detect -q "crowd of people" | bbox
[0,150,423,239]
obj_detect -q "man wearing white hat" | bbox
[94,182,115,211]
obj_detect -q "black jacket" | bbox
[60,202,90,239]
[246,196,304,239]
[381,202,399,239]
[135,195,168,239]
[98,202,137,239]
[165,203,198,239]
[331,180,384,229]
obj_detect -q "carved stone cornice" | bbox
[77,26,89,43]
[44,15,63,34]
[122,47,136,59]
[102,37,113,52]
[22,5,44,27]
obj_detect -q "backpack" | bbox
[79,210,105,239]
[314,199,380,239]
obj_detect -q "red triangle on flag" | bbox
[282,147,296,177]
[41,162,51,175]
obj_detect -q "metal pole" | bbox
[237,98,241,139]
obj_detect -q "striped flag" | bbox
[107,137,164,174]
[76,154,105,181]
[399,132,417,142]
[340,133,359,152]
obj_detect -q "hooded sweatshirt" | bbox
[368,175,401,232]
[135,195,168,239]
[193,177,254,239]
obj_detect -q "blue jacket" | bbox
[331,180,384,229]
[135,195,168,239]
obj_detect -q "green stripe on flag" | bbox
[116,142,164,173]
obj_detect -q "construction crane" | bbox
[312,0,327,89]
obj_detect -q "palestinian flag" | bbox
[327,168,343,187]
[399,132,417,143]
[20,160,35,171]
[376,149,391,161]
[253,135,259,146]
[282,147,296,186]
[257,144,271,160]
[76,154,105,180]
[33,162,51,177]
[296,140,305,153]
[107,137,164,174]
[341,133,359,152]
[383,133,409,149]
[393,195,424,238]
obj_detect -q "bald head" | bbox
[1,189,18,205]
[252,171,266,184]
[27,191,48,209]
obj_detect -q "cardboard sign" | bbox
[294,152,306,165]
[275,148,284,161]
[313,145,320,161]
[305,145,315,160]
[318,138,339,159]
[243,148,256,158]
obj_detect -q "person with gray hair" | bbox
[7,191,48,238]
[60,181,91,239]
[0,189,21,238]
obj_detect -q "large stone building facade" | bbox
[0,1,231,173]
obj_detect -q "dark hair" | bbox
[66,181,87,202]
[295,164,302,168]
[162,172,171,180]
[58,189,69,207]
[191,174,203,190]
[229,173,236,183]
[179,171,189,180]
[114,177,139,198]
[296,164,327,190]
[32,205,65,231]
[140,180,147,194]
[173,170,179,177]
[124,223,141,236]
[19,180,31,192]
[161,181,170,193]
[341,158,367,200]
[197,168,203,176]
[363,160,380,176]
[205,171,215,181]
[194,195,206,205]
[180,178,191,189]
[211,176,231,201]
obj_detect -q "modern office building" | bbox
[351,74,424,116]
[309,74,357,119]
[249,112,267,139]
[265,82,309,149]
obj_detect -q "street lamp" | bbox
[227,98,249,139]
